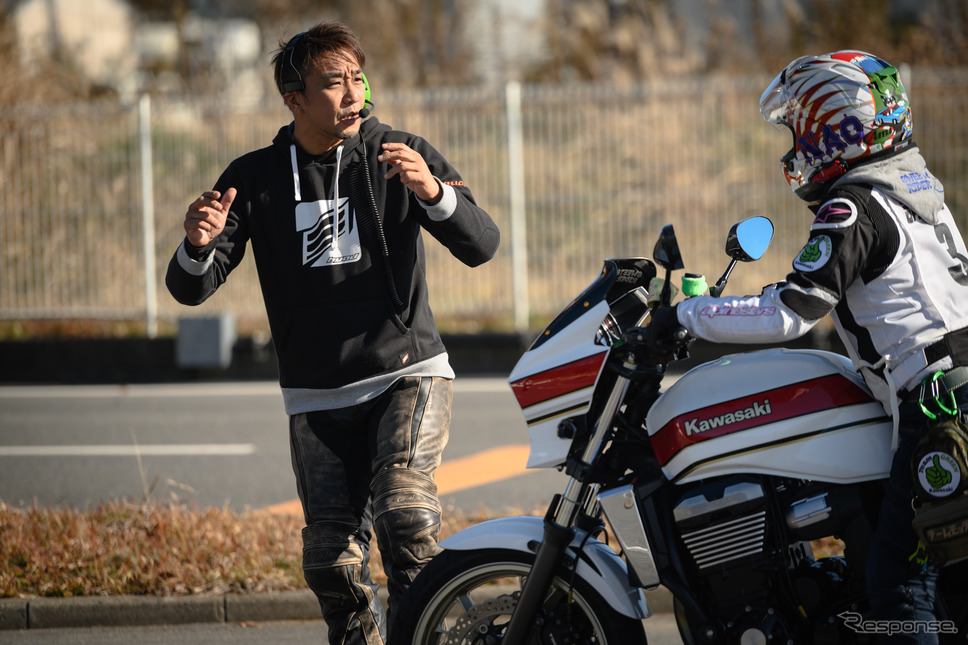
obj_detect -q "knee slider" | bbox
[372,468,442,566]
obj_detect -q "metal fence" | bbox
[2,69,967,336]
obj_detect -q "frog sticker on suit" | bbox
[794,235,833,272]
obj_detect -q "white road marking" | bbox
[0,444,256,457]
[0,382,281,399]
[0,377,510,399]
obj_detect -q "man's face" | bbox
[288,52,367,152]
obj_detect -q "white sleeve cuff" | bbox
[418,179,457,222]
[176,241,216,276]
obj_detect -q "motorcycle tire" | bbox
[391,547,648,644]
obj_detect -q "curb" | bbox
[0,591,320,630]
[0,587,674,630]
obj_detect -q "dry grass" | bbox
[0,501,305,598]
[0,500,845,600]
[0,501,504,599]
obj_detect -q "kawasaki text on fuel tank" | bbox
[684,400,773,436]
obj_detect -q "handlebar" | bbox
[621,322,693,365]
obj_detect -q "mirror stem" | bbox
[711,259,737,298]
[660,267,674,306]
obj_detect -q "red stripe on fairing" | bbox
[510,353,607,409]
[651,374,874,466]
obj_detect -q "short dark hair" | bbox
[272,22,366,95]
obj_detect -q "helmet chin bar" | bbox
[810,159,849,185]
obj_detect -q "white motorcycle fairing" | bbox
[508,300,611,469]
[439,516,652,620]
[647,348,895,484]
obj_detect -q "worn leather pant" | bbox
[289,376,451,645]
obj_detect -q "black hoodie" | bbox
[166,117,500,413]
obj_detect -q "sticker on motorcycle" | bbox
[793,235,833,272]
[917,451,962,497]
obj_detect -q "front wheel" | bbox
[391,548,648,644]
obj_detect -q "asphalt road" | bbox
[0,377,561,515]
[0,378,685,643]
[4,368,959,645]
[0,614,684,644]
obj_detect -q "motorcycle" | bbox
[392,218,968,644]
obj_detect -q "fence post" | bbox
[505,81,529,333]
[139,94,158,338]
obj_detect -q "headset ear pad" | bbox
[279,32,307,94]
[362,71,371,105]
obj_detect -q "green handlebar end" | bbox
[682,273,708,297]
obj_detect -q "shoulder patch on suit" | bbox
[793,235,834,272]
[811,198,857,230]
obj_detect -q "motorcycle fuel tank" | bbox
[646,348,894,484]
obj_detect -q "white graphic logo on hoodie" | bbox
[295,198,362,267]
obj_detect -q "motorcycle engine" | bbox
[672,476,865,644]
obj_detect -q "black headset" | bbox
[279,31,373,117]
[279,32,307,93]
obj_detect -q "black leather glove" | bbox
[643,304,686,358]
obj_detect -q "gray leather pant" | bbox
[289,376,451,645]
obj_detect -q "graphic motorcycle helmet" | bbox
[759,50,913,202]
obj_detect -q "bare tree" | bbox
[128,0,477,94]
[535,0,968,83]
[532,0,700,82]
[253,0,476,89]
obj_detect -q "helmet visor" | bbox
[759,73,789,125]
[759,56,812,126]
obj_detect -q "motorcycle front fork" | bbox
[500,504,576,643]
[501,486,600,644]
[501,371,632,643]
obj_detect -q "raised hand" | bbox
[184,188,237,247]
[378,143,441,204]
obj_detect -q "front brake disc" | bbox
[440,592,519,645]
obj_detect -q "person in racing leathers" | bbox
[647,51,968,644]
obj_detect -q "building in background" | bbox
[14,0,136,94]
[12,0,264,101]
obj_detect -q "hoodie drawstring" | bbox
[333,145,343,251]
[289,143,301,201]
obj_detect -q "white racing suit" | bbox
[675,145,968,644]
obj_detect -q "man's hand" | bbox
[184,188,236,247]
[378,143,441,204]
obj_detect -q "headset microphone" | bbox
[359,101,374,119]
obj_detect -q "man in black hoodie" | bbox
[166,21,499,644]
